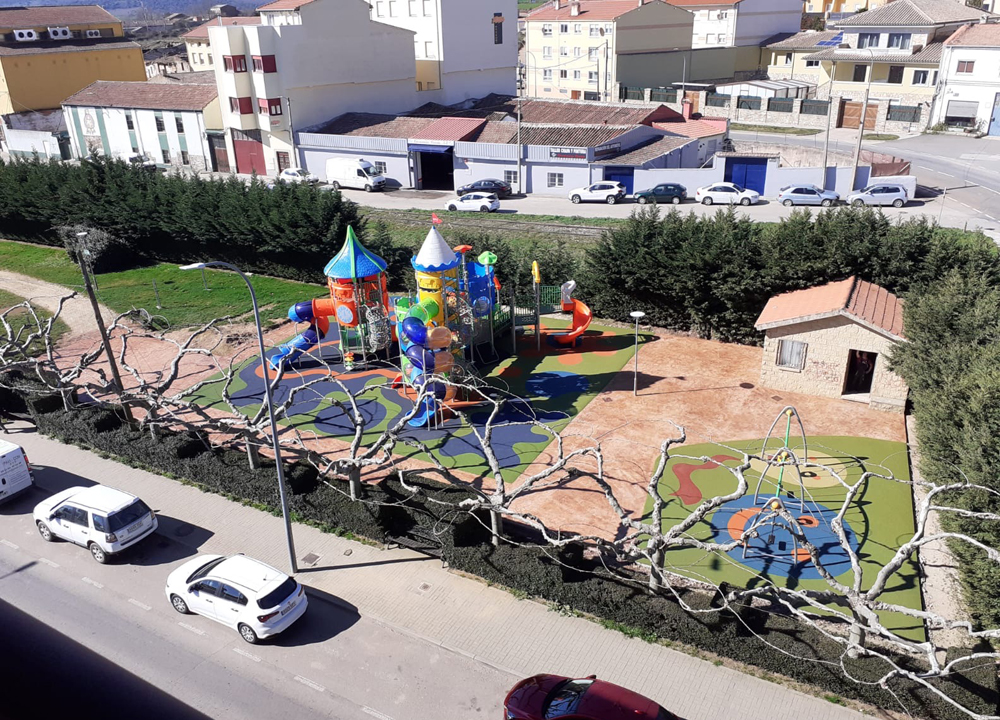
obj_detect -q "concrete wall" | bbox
[616,2,694,54]
[759,316,908,412]
[1,127,62,158]
[634,163,723,192]
[299,146,410,186]
[454,156,518,190]
[527,159,591,196]
[734,0,802,47]
[616,45,763,90]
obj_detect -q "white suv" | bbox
[568,182,626,205]
[34,485,158,563]
[165,554,308,644]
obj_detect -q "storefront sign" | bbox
[594,142,621,158]
[549,146,586,159]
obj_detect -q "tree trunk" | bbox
[848,612,867,658]
[649,546,665,592]
[348,466,362,501]
[245,436,261,470]
[60,387,73,412]
[490,508,504,546]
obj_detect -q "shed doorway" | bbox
[843,349,876,396]
[410,144,454,190]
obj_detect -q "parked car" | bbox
[634,183,687,205]
[457,177,512,198]
[34,485,158,563]
[568,182,626,205]
[0,438,33,504]
[325,157,386,191]
[777,184,840,207]
[504,674,680,720]
[847,183,909,208]
[128,153,159,172]
[694,182,759,206]
[277,167,319,185]
[446,191,500,213]
[165,554,308,644]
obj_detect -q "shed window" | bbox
[776,339,807,370]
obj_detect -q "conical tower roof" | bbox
[324,226,388,280]
[412,226,458,272]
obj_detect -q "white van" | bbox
[325,157,387,192]
[0,439,33,504]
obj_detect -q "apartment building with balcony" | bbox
[367,0,517,98]
[182,16,261,72]
[523,0,693,102]
[668,0,803,49]
[930,21,1000,134]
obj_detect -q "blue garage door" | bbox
[604,167,634,195]
[724,157,768,195]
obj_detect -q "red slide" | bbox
[552,298,592,346]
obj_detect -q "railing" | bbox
[736,95,761,110]
[800,99,830,116]
[619,85,645,101]
[767,97,794,113]
[539,285,562,314]
[706,93,730,107]
[650,87,678,104]
[887,104,921,123]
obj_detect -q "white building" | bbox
[62,81,223,172]
[367,0,518,96]
[932,21,1000,135]
[668,0,803,48]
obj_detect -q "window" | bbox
[718,34,726,44]
[776,339,806,370]
[589,23,600,37]
[718,9,728,18]
[131,143,138,154]
[375,0,384,15]
[504,169,517,185]
[559,23,568,33]
[574,47,581,57]
[887,33,910,49]
[220,584,248,605]
[161,148,171,164]
[957,60,975,74]
[887,65,904,84]
[194,579,221,596]
[276,151,290,171]
[267,98,283,116]
[423,0,432,15]
[373,160,387,174]
[912,69,928,85]
[559,69,567,78]
[181,150,190,165]
[588,70,597,83]
[155,116,165,132]
[252,55,277,72]
[55,505,88,526]
[852,64,868,82]
[573,23,582,34]
[175,116,184,134]
[543,68,553,81]
[573,70,581,79]
[805,59,820,67]
[604,23,613,34]
[542,23,552,36]
[543,45,552,58]
[706,33,716,44]
[588,47,598,60]
[258,98,270,114]
[258,578,298,609]
[425,40,434,57]
[208,53,213,65]
[229,97,252,114]
[92,514,108,533]
[222,55,247,72]
[409,0,417,15]
[198,53,204,63]
[388,0,397,16]
[560,46,568,56]
[857,33,879,49]
[494,12,503,44]
[547,172,563,188]
[125,114,134,130]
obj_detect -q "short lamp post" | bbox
[630,310,645,396]
[180,261,297,575]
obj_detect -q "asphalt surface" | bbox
[0,481,514,720]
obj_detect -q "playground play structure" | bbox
[270,224,594,427]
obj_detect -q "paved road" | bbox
[0,479,514,720]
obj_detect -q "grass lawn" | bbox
[0,287,71,352]
[644,437,923,640]
[0,240,318,328]
[731,123,824,136]
[863,133,900,141]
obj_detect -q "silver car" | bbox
[847,183,909,208]
[777,184,840,207]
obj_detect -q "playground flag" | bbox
[431,213,443,225]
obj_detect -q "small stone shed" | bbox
[754,276,908,413]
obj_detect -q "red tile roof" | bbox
[0,4,119,28]
[946,22,1000,47]
[667,0,739,5]
[519,98,674,125]
[181,16,261,39]
[411,117,487,142]
[653,116,727,139]
[527,0,663,22]
[63,80,218,111]
[257,0,315,11]
[313,112,435,138]
[755,276,905,340]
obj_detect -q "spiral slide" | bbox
[269,298,337,369]
[551,280,592,346]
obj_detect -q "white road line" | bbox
[128,598,152,611]
[38,558,59,568]
[178,622,205,636]
[82,577,104,589]
[294,675,326,693]
[1,539,19,550]
[233,648,261,663]
[362,707,394,720]
[938,172,956,178]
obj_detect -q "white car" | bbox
[165,554,308,644]
[446,191,500,213]
[34,485,158,564]
[277,167,319,185]
[847,183,909,208]
[568,182,626,205]
[695,182,760,206]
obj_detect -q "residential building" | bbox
[211,4,240,17]
[669,0,803,49]
[0,108,69,159]
[931,21,1000,134]
[62,80,223,171]
[144,45,192,78]
[366,0,517,96]
[802,0,891,19]
[766,29,840,81]
[182,16,261,72]
[523,0,694,102]
[0,5,145,115]
[651,99,728,164]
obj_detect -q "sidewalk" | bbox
[7,423,869,720]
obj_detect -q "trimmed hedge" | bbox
[24,402,997,718]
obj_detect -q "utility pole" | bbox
[286,96,297,168]
[820,61,836,190]
[74,232,134,423]
[517,64,524,195]
[851,51,874,193]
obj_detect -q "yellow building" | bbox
[181,16,260,72]
[0,5,144,114]
[801,0,890,16]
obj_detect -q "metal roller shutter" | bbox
[946,100,979,118]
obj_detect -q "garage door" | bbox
[604,168,634,195]
[232,129,267,176]
[839,101,878,130]
[724,157,767,195]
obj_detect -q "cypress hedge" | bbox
[24,401,998,719]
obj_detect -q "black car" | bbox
[633,183,687,205]
[457,178,512,197]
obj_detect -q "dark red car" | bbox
[503,674,680,720]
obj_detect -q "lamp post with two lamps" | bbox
[630,310,645,396]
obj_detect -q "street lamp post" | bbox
[629,310,645,396]
[851,49,875,193]
[180,261,298,575]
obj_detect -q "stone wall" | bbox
[759,315,908,413]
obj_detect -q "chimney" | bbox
[681,99,692,119]
[637,0,643,6]
[553,0,561,9]
[570,1,580,15]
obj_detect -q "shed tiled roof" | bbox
[257,0,315,11]
[805,42,943,63]
[411,117,487,142]
[0,38,139,56]
[766,30,841,49]
[181,16,261,39]
[148,70,218,85]
[667,0,738,6]
[653,116,727,139]
[519,98,675,125]
[63,80,218,111]
[945,21,1000,47]
[517,123,631,146]
[312,112,435,137]
[592,135,693,165]
[834,0,996,26]
[526,0,660,22]
[472,120,519,144]
[754,276,904,340]
[0,4,118,28]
